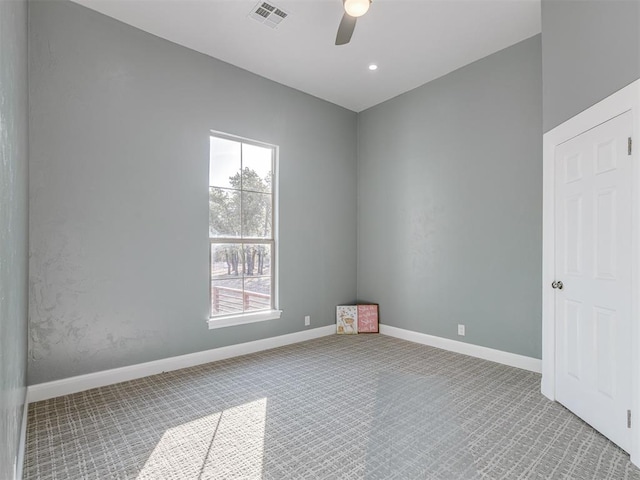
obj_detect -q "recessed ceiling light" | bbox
[368,64,378,71]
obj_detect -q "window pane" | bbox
[209,188,241,238]
[242,191,272,238]
[242,144,272,193]
[244,277,271,312]
[211,243,243,280]
[211,279,244,316]
[210,136,241,189]
[210,243,272,316]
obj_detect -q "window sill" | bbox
[207,310,282,330]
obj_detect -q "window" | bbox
[208,132,280,328]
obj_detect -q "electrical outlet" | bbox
[304,315,310,326]
[457,324,465,336]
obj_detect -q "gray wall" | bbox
[28,0,357,384]
[542,0,640,132]
[0,0,29,476]
[357,36,543,359]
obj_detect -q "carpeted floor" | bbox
[24,334,640,479]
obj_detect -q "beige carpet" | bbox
[24,334,640,479]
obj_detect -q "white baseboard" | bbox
[15,390,28,480]
[380,324,542,373]
[27,325,335,403]
[27,323,540,402]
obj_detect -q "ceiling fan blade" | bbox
[335,13,357,45]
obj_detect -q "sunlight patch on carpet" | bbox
[137,398,267,479]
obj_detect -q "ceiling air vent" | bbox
[249,2,289,29]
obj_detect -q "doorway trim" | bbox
[542,79,640,465]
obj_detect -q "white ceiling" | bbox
[71,0,541,112]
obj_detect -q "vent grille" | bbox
[249,2,288,28]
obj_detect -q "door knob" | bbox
[552,280,564,290]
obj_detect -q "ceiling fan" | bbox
[335,0,372,45]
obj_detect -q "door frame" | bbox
[542,79,640,464]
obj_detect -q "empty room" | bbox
[2,0,640,478]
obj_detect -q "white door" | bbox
[554,110,633,451]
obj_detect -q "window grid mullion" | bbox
[240,143,244,239]
[210,239,274,245]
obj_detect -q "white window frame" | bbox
[207,131,281,330]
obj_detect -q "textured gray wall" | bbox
[28,1,357,384]
[542,0,640,132]
[357,36,542,359]
[0,0,29,476]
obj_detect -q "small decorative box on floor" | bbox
[336,305,358,334]
[336,303,379,334]
[357,304,379,333]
